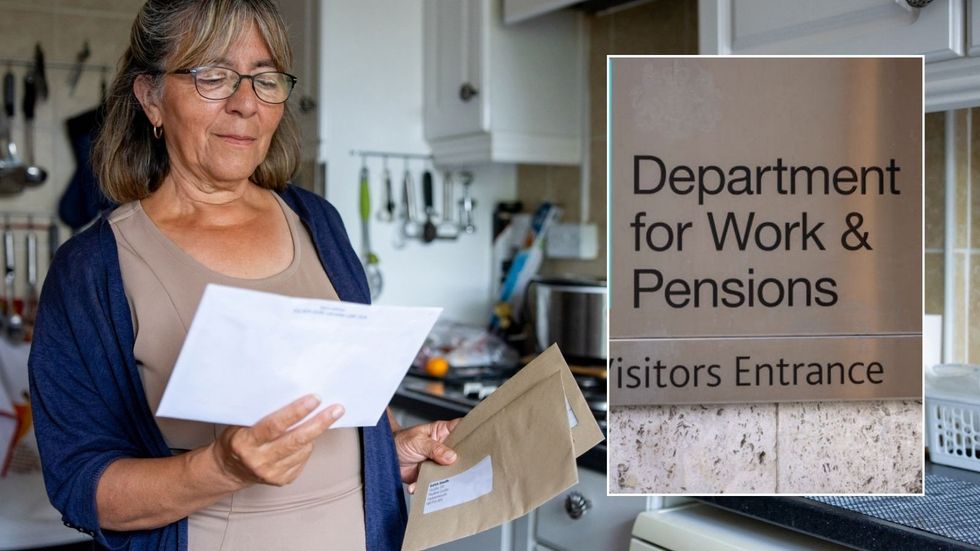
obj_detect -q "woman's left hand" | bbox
[393,418,461,491]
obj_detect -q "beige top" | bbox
[109,193,366,551]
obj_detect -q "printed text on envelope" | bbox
[423,456,493,514]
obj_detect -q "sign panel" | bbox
[609,57,922,404]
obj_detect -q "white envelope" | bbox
[157,285,441,428]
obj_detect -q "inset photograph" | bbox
[607,56,924,494]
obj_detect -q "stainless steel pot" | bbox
[529,276,607,361]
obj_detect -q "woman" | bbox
[28,1,457,549]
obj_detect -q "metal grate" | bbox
[809,474,980,545]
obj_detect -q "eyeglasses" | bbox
[171,66,297,104]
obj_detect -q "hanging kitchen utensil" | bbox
[459,171,477,233]
[67,41,90,95]
[393,163,408,249]
[438,170,458,239]
[376,157,394,222]
[398,161,422,243]
[0,70,26,195]
[22,71,46,186]
[24,216,37,327]
[421,169,436,243]
[4,217,22,339]
[358,163,382,299]
[33,44,48,101]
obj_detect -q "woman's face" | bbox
[139,24,285,189]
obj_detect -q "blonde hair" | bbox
[93,0,300,204]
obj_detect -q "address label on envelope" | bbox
[156,284,441,428]
[424,456,493,514]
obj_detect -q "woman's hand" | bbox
[212,394,344,487]
[393,418,461,491]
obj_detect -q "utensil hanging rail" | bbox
[348,150,433,161]
[0,58,113,73]
[0,212,57,230]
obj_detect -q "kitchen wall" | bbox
[320,0,518,325]
[601,1,922,493]
[0,0,511,326]
[516,0,698,280]
[0,0,138,298]
[925,109,980,363]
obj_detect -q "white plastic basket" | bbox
[926,364,980,473]
[927,397,980,472]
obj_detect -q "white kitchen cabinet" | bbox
[971,0,980,54]
[698,0,980,111]
[423,0,585,166]
[699,0,963,60]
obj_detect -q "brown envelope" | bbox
[402,345,604,551]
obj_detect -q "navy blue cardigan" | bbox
[28,185,407,550]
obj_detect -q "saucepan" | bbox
[527,276,607,362]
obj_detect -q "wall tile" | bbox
[548,165,583,222]
[515,164,550,211]
[56,0,143,14]
[954,109,969,249]
[952,251,969,362]
[968,253,980,362]
[0,7,56,61]
[609,404,777,494]
[971,108,980,249]
[0,0,57,11]
[776,401,922,493]
[925,252,943,316]
[609,0,698,55]
[588,14,611,141]
[52,11,134,68]
[924,111,944,250]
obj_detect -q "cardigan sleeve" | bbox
[28,236,146,550]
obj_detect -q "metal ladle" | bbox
[21,71,47,187]
[4,216,22,338]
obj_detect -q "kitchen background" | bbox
[1,0,979,550]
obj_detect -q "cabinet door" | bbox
[424,0,485,140]
[700,0,964,61]
[970,0,980,55]
[535,468,647,551]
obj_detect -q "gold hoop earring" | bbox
[153,125,163,139]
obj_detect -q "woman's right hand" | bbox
[211,394,344,488]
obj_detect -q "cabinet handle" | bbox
[564,491,591,520]
[459,82,479,102]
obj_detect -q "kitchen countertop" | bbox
[391,374,607,472]
[696,462,980,551]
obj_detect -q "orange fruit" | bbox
[425,356,450,378]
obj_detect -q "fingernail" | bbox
[330,405,345,419]
[444,450,457,462]
[305,394,321,408]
